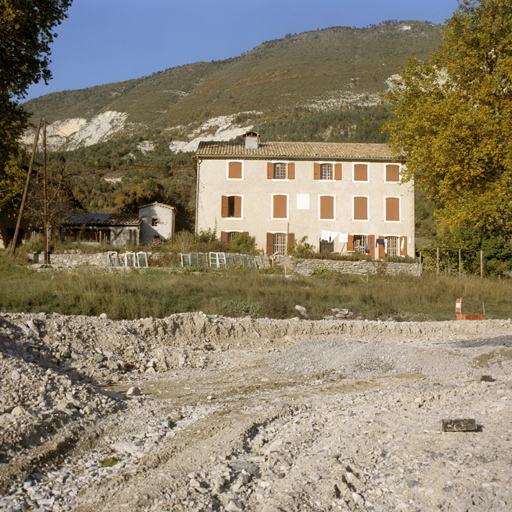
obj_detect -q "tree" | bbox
[0,0,72,181]
[384,0,512,237]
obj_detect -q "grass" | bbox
[0,253,511,321]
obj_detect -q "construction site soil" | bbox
[0,312,511,511]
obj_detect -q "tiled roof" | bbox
[138,202,176,211]
[196,141,401,161]
[62,212,142,227]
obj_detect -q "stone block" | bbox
[441,419,477,432]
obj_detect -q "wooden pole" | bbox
[436,246,439,276]
[446,251,450,276]
[43,119,49,265]
[10,119,42,255]
[419,250,422,275]
[458,248,462,278]
[480,250,483,279]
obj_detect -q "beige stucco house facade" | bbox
[195,133,414,258]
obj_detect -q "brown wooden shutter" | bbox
[378,236,386,259]
[400,236,408,256]
[267,162,273,179]
[385,197,400,221]
[234,196,242,218]
[353,197,368,220]
[228,161,242,179]
[386,164,400,182]
[319,196,334,220]
[314,163,321,180]
[287,162,295,180]
[354,163,368,181]
[266,233,274,255]
[347,235,354,252]
[287,232,295,248]
[221,196,228,218]
[335,163,342,180]
[368,235,375,259]
[221,231,228,244]
[273,195,287,218]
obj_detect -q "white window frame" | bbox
[271,193,289,220]
[385,235,400,257]
[352,162,370,183]
[353,234,369,255]
[272,232,288,256]
[384,163,402,183]
[270,160,291,181]
[384,196,401,223]
[225,194,244,219]
[226,160,244,181]
[318,194,336,221]
[352,195,370,222]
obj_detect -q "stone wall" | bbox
[30,252,108,266]
[275,255,421,276]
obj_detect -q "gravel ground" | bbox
[1,312,511,511]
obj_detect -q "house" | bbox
[195,132,414,258]
[138,202,176,244]
[60,212,141,246]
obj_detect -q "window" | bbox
[221,231,248,245]
[228,161,242,179]
[354,235,367,255]
[319,195,335,220]
[385,197,400,221]
[272,194,288,219]
[274,163,286,179]
[221,195,242,218]
[273,233,287,255]
[296,194,310,210]
[386,236,399,257]
[314,163,342,180]
[385,164,400,182]
[321,164,333,180]
[151,218,158,226]
[353,163,369,182]
[353,196,368,221]
[267,162,294,179]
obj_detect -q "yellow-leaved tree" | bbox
[384,0,512,237]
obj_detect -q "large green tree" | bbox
[0,0,72,213]
[384,0,512,237]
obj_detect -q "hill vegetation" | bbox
[20,21,443,235]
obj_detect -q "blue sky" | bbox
[24,0,461,101]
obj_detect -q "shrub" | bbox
[288,236,315,258]
[229,233,257,254]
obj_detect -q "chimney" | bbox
[244,131,260,149]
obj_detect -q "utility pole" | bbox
[10,119,42,256]
[43,119,49,264]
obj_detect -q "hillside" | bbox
[19,20,442,235]
[23,21,442,151]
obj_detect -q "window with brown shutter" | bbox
[386,164,400,182]
[266,233,274,254]
[267,162,273,179]
[272,195,287,219]
[221,195,242,218]
[347,235,354,251]
[273,163,286,179]
[314,163,321,180]
[228,161,242,179]
[354,163,368,181]
[385,197,400,221]
[353,196,368,220]
[287,162,295,179]
[335,163,342,180]
[319,196,334,220]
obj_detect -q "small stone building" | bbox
[138,202,176,245]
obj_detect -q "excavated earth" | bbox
[0,312,511,511]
